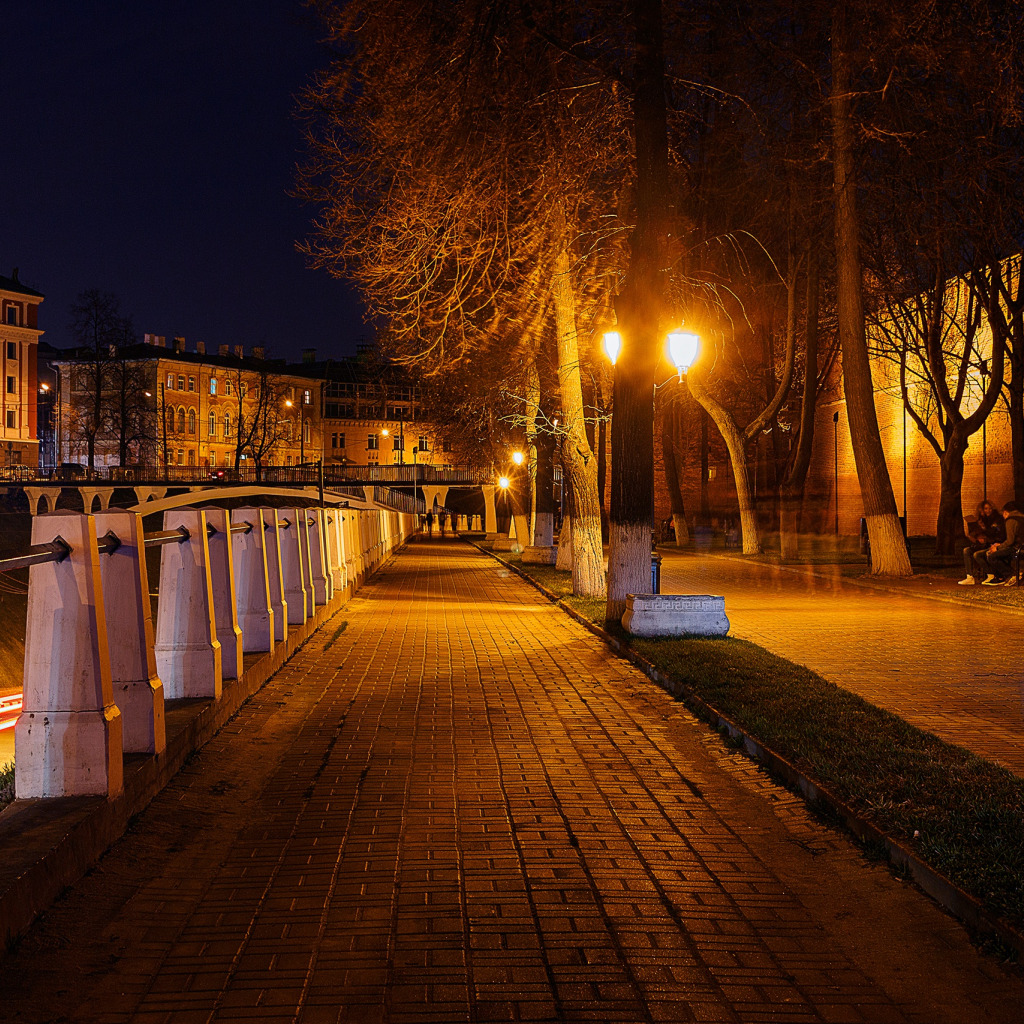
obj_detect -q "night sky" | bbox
[2,1,365,360]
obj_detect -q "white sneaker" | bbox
[982,574,997,584]
[957,577,977,585]
[982,576,1004,586]
[1004,577,1019,587]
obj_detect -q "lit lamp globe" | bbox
[668,331,700,381]
[511,450,524,466]
[602,331,622,365]
[498,476,511,489]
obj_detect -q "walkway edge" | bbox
[477,542,1024,960]
[0,548,404,953]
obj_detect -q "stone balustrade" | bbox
[13,503,415,800]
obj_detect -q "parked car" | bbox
[56,463,87,480]
[0,464,36,481]
[209,467,240,482]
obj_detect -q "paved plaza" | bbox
[659,553,1024,776]
[0,540,1021,1023]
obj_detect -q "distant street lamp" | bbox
[602,331,622,365]
[498,475,511,490]
[511,450,524,466]
[285,397,306,464]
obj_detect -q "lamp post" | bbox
[833,410,840,535]
[980,358,989,499]
[285,397,305,466]
[602,328,700,549]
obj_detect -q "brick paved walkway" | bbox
[659,553,1024,776]
[0,541,1020,1023]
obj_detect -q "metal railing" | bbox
[0,463,494,487]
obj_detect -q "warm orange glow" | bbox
[603,331,622,365]
[285,399,294,408]
[381,428,390,437]
[512,450,524,465]
[498,476,510,489]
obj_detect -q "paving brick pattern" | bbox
[659,553,1024,775]
[1,541,1021,1023]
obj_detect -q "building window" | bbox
[418,437,429,452]
[6,342,16,360]
[224,413,231,437]
[176,449,184,465]
[286,454,292,466]
[177,375,184,390]
[225,380,233,396]
[331,432,337,449]
[367,433,378,450]
[392,436,401,451]
[5,410,15,429]
[5,306,18,326]
[240,383,247,398]
[209,412,216,436]
[303,421,310,444]
[209,377,218,395]
[6,376,15,394]
[187,376,196,392]
[303,389,312,405]
[166,372,174,389]
[187,449,196,466]
[177,408,186,434]
[338,432,345,449]
[210,451,217,467]
[188,409,196,434]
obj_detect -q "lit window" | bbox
[210,377,218,395]
[303,389,312,405]
[367,433,378,450]
[188,376,196,392]
[166,373,174,389]
[177,375,185,390]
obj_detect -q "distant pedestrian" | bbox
[958,500,1005,585]
[974,501,1024,585]
[439,511,447,537]
[426,510,434,537]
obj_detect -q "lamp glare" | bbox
[603,331,622,365]
[668,331,700,378]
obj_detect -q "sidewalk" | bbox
[0,540,1019,1023]
[658,550,1024,776]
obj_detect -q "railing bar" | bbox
[143,526,191,548]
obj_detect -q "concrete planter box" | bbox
[621,594,729,637]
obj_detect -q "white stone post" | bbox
[230,507,274,654]
[481,484,498,536]
[306,509,331,606]
[263,508,289,643]
[94,509,166,755]
[296,510,316,617]
[203,508,243,680]
[154,508,222,700]
[16,513,124,798]
[325,510,346,590]
[278,509,309,626]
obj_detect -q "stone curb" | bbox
[475,542,1024,960]
[0,548,404,952]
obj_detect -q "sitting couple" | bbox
[959,500,1024,586]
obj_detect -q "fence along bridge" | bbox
[0,463,501,528]
[0,492,420,801]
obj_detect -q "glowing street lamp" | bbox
[667,331,700,381]
[498,476,511,489]
[602,331,622,365]
[511,450,524,466]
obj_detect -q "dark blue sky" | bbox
[2,1,366,359]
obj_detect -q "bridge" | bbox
[0,463,503,528]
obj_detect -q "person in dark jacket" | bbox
[959,500,1006,584]
[975,501,1024,585]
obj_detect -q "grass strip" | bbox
[503,553,1024,933]
[0,762,12,812]
[322,621,348,653]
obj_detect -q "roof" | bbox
[0,272,44,299]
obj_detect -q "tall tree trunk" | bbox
[607,0,669,622]
[831,7,912,575]
[597,412,608,539]
[936,432,969,556]
[661,395,688,545]
[533,431,556,548]
[524,359,541,546]
[780,248,820,561]
[553,247,604,597]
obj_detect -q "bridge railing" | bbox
[1,463,495,487]
[3,501,418,801]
